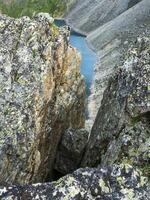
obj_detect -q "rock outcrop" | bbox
[82,37,150,179]
[0,13,85,185]
[88,0,150,119]
[66,0,150,122]
[0,164,149,200]
[0,1,150,198]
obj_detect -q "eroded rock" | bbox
[87,0,150,121]
[82,36,150,178]
[0,13,85,185]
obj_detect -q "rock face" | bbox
[66,0,150,122]
[0,13,85,185]
[0,164,149,199]
[88,0,150,118]
[66,0,142,35]
[55,128,89,175]
[82,37,150,179]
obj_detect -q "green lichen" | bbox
[99,179,110,193]
[120,188,137,200]
[32,49,37,58]
[51,24,60,40]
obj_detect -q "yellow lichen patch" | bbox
[124,164,133,173]
[117,176,126,186]
[99,179,110,193]
[120,188,137,200]
[140,176,148,187]
[51,24,60,39]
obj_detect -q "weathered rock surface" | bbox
[0,164,149,200]
[66,0,150,123]
[0,13,85,185]
[88,0,150,117]
[82,37,150,179]
[55,128,89,175]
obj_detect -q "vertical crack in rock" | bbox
[0,13,86,185]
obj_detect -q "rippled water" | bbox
[55,19,97,96]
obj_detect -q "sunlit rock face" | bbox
[0,13,86,185]
[82,37,150,179]
[0,164,149,199]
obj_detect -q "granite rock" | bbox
[0,164,149,200]
[82,36,150,179]
[0,13,85,185]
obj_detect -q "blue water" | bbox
[55,20,96,96]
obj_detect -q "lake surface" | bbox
[55,19,97,96]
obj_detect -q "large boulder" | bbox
[82,36,150,179]
[0,13,85,185]
[0,164,149,199]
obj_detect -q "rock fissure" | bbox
[0,13,86,185]
[0,0,150,198]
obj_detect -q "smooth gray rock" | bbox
[88,0,150,52]
[66,0,142,35]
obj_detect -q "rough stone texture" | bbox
[82,37,150,178]
[101,122,150,178]
[0,164,149,200]
[54,128,89,174]
[88,0,150,122]
[0,13,85,185]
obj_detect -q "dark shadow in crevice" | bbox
[128,0,142,9]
